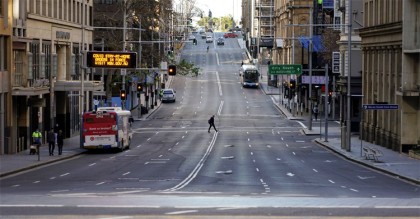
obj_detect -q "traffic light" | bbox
[168,65,176,76]
[120,90,127,100]
[289,80,296,91]
[137,84,142,92]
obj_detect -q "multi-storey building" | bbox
[0,0,13,154]
[3,0,102,154]
[241,0,274,60]
[360,0,420,152]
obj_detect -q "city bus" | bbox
[82,107,132,151]
[239,64,260,87]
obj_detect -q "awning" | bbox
[298,35,324,52]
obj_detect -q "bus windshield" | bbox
[244,70,259,82]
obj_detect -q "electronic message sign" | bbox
[86,51,137,69]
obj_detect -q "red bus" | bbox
[82,107,132,151]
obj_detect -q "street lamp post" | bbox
[346,0,352,151]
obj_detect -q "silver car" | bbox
[161,89,176,103]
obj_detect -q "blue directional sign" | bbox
[363,104,399,110]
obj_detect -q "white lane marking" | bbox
[313,169,318,173]
[182,136,185,139]
[164,132,219,192]
[89,163,96,167]
[281,137,284,141]
[276,158,281,161]
[122,172,130,176]
[256,168,260,172]
[248,138,250,141]
[60,173,70,177]
[216,71,223,96]
[136,145,142,148]
[248,144,252,148]
[159,155,163,158]
[217,100,224,116]
[292,152,296,155]
[50,177,56,180]
[96,182,105,185]
[147,138,151,141]
[286,172,295,177]
[166,210,198,215]
[297,121,307,129]
[329,180,335,184]
[267,145,271,148]
[286,144,289,147]
[176,142,179,145]
[350,188,359,192]
[156,132,159,135]
[296,140,305,143]
[11,184,20,187]
[250,152,254,155]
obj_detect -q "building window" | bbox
[0,37,7,71]
[30,41,40,80]
[13,50,25,86]
[42,42,51,79]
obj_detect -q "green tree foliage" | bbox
[197,16,233,32]
[176,59,200,77]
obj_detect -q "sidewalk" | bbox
[259,65,420,185]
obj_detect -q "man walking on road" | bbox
[208,115,218,133]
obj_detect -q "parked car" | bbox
[201,33,207,39]
[161,89,176,103]
[206,36,213,43]
[223,32,237,38]
[217,37,224,45]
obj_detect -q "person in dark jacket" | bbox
[57,130,64,155]
[208,115,218,133]
[47,128,55,156]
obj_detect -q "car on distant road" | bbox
[161,89,176,103]
[201,33,206,39]
[206,36,213,43]
[223,32,237,38]
[217,37,224,45]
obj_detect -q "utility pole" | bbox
[346,0,352,151]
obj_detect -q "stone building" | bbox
[359,0,420,152]
[0,0,13,154]
[2,0,102,154]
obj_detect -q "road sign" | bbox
[269,64,302,75]
[362,104,399,110]
[332,52,340,74]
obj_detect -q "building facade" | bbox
[2,0,102,154]
[241,0,274,60]
[0,0,13,154]
[360,0,420,152]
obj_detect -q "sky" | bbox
[194,0,242,22]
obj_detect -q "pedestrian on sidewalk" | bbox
[32,129,42,145]
[54,123,59,145]
[47,128,55,156]
[57,130,64,155]
[313,105,319,121]
[208,115,218,133]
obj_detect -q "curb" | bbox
[0,151,85,178]
[314,139,420,185]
